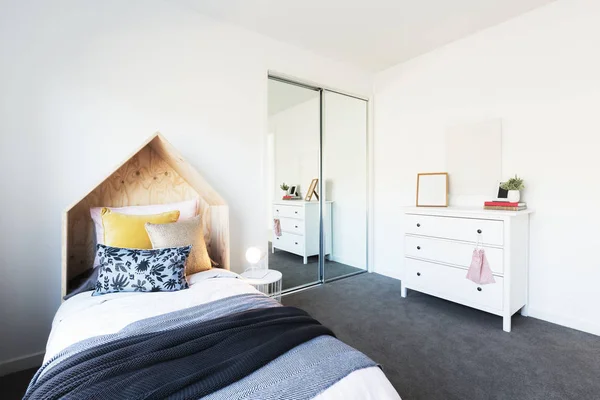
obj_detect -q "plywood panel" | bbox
[63,134,230,298]
[150,135,225,205]
[206,205,230,268]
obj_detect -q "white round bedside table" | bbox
[240,269,282,301]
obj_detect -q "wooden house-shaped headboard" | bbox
[62,132,229,299]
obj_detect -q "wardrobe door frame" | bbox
[267,73,370,295]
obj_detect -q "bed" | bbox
[30,134,400,399]
[28,269,400,399]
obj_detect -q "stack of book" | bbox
[484,201,527,211]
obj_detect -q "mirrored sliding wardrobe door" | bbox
[267,77,322,292]
[321,90,368,281]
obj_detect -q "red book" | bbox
[484,201,524,207]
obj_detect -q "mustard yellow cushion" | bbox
[101,208,180,249]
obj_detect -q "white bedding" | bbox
[47,270,400,400]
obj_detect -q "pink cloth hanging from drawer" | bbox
[273,219,282,237]
[466,249,496,285]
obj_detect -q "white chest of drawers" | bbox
[272,201,332,264]
[401,207,533,332]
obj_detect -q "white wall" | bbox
[373,0,600,335]
[0,0,372,373]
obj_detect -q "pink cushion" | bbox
[90,199,199,245]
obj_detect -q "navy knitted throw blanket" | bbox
[24,306,334,400]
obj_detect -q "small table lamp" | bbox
[244,247,269,279]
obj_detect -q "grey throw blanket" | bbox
[26,294,377,400]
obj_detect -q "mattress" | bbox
[44,269,400,400]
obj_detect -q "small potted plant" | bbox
[501,175,525,203]
[280,182,289,198]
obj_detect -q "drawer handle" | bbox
[416,246,421,250]
[416,223,421,227]
[294,242,298,245]
[294,211,298,214]
[276,237,279,240]
[477,287,482,292]
[276,209,279,212]
[416,272,421,277]
[477,229,482,234]
[295,225,298,228]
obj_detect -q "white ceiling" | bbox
[173,0,555,72]
[268,79,319,116]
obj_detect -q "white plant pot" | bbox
[281,191,288,198]
[507,190,520,203]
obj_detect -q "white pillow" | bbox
[90,199,199,246]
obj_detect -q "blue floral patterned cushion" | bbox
[92,244,192,296]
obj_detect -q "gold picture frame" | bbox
[305,178,319,201]
[416,172,449,207]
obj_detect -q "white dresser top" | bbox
[273,200,333,205]
[404,206,534,218]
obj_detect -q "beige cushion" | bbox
[145,216,212,275]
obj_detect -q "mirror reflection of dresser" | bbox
[272,200,333,264]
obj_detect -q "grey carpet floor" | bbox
[268,242,364,290]
[283,273,600,400]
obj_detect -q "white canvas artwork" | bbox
[445,119,502,196]
[417,173,448,206]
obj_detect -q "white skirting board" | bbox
[527,308,600,337]
[374,268,402,281]
[0,351,44,377]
